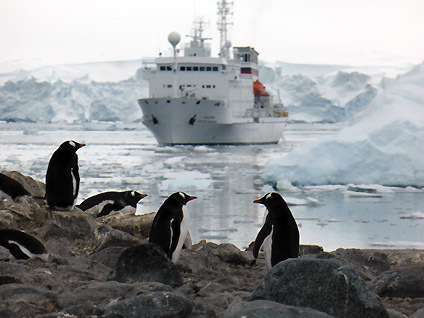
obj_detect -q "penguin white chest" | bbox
[71,168,77,197]
[171,205,190,263]
[263,226,273,269]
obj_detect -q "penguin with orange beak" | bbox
[253,192,299,268]
[149,192,197,263]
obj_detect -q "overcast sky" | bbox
[1,0,423,68]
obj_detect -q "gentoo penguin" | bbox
[0,173,31,201]
[149,192,196,263]
[253,192,299,269]
[77,190,148,217]
[0,229,49,261]
[45,140,85,210]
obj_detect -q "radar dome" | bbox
[168,32,181,48]
[225,40,232,49]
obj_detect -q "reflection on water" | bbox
[1,123,423,251]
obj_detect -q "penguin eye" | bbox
[265,193,272,201]
[179,192,185,199]
[131,191,135,197]
[69,141,76,147]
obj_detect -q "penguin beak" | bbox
[140,194,148,199]
[188,196,197,201]
[253,198,264,204]
[78,143,86,149]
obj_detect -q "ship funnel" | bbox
[168,32,181,48]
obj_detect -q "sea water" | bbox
[0,122,423,251]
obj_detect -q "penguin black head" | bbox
[254,192,288,209]
[168,192,197,205]
[125,191,148,206]
[58,140,86,152]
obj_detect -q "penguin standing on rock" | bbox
[253,192,299,269]
[77,190,148,217]
[149,192,197,263]
[0,229,49,261]
[0,173,31,201]
[46,140,85,210]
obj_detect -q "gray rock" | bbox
[57,281,171,309]
[213,243,252,265]
[410,307,424,318]
[0,283,56,317]
[300,244,324,255]
[40,210,97,242]
[94,224,139,251]
[373,266,424,298]
[4,170,46,197]
[114,243,184,287]
[106,291,192,318]
[250,258,388,318]
[226,300,335,318]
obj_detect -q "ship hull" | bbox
[138,97,287,145]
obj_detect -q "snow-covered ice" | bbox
[264,62,424,187]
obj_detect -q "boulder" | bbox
[0,283,57,317]
[101,211,155,239]
[226,300,335,318]
[40,210,97,242]
[250,258,388,318]
[105,291,192,318]
[4,171,45,197]
[373,266,424,298]
[410,307,424,318]
[94,224,139,251]
[213,243,252,265]
[56,281,171,309]
[114,243,184,287]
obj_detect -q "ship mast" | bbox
[217,0,233,59]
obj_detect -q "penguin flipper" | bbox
[253,215,273,259]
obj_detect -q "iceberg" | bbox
[264,62,424,187]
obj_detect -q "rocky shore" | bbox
[1,171,424,318]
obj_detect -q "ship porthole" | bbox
[145,100,149,104]
[196,101,201,105]
[167,100,171,103]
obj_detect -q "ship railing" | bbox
[141,58,157,71]
[244,107,288,118]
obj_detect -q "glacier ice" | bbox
[264,62,424,187]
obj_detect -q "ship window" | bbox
[167,100,171,103]
[222,65,226,70]
[206,85,211,88]
[213,66,218,71]
[202,85,205,88]
[187,85,192,87]
[200,66,205,71]
[206,67,212,71]
[160,66,166,71]
[180,66,186,71]
[213,85,216,88]
[187,66,192,71]
[167,66,172,71]
[193,66,199,71]
[167,84,172,88]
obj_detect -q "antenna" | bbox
[217,0,233,59]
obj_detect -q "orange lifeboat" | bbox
[253,80,270,97]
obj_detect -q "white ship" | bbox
[138,0,288,145]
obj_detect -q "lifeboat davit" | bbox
[253,80,270,97]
